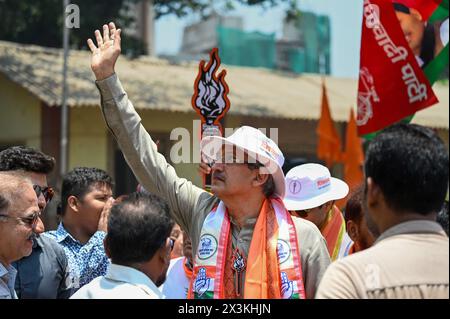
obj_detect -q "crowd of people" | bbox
[0,22,448,299]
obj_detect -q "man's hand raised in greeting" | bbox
[87,22,121,81]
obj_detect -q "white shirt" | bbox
[70,264,163,299]
[160,257,190,299]
[337,232,354,259]
[0,263,17,299]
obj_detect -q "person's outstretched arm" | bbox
[87,22,210,234]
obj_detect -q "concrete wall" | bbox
[0,73,41,149]
[69,107,109,172]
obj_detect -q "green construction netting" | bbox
[217,26,276,69]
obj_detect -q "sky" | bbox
[154,0,364,78]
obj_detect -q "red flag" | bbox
[357,0,438,135]
[316,81,342,168]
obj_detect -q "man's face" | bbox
[76,183,113,236]
[291,202,331,230]
[0,184,40,265]
[357,215,376,250]
[210,147,260,198]
[170,224,183,259]
[27,171,48,233]
[182,231,193,263]
[395,9,425,55]
[155,237,173,287]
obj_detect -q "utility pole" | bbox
[60,0,70,179]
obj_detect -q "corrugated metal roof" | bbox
[0,40,448,128]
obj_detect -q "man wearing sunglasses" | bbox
[0,172,40,299]
[71,192,174,299]
[0,146,72,299]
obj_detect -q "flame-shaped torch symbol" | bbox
[191,48,231,128]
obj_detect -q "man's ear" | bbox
[366,177,382,210]
[410,8,423,21]
[67,195,80,213]
[253,172,269,187]
[347,220,359,242]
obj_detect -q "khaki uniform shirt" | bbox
[96,74,331,298]
[316,220,449,299]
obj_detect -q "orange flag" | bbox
[316,81,342,168]
[343,108,365,191]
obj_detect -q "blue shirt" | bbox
[0,263,17,299]
[13,235,73,299]
[44,223,110,291]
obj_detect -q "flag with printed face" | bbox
[357,0,446,136]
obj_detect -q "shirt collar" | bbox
[105,264,163,298]
[0,263,17,281]
[376,220,446,244]
[53,222,78,243]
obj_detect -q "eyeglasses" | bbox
[169,238,175,251]
[0,210,41,228]
[209,153,263,169]
[33,185,54,203]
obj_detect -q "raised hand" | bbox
[97,197,115,232]
[87,22,121,80]
[198,162,212,176]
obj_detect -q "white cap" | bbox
[200,126,286,198]
[283,163,349,211]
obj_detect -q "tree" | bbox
[0,0,300,55]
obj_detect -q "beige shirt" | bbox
[316,220,449,299]
[96,74,331,298]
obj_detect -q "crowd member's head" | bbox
[104,192,174,287]
[0,172,40,266]
[200,126,284,203]
[344,185,376,252]
[283,163,349,229]
[170,223,183,259]
[59,167,113,237]
[364,123,449,235]
[182,231,193,267]
[437,201,449,236]
[0,146,55,232]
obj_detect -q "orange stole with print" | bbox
[188,198,306,299]
[321,205,346,261]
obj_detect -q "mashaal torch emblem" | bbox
[191,47,230,132]
[192,48,231,190]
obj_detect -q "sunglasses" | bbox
[33,185,54,203]
[291,204,326,218]
[0,210,41,228]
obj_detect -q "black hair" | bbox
[59,167,114,216]
[364,123,449,215]
[344,185,365,224]
[105,192,174,265]
[0,146,55,174]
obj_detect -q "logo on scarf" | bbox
[277,239,291,264]
[194,267,211,298]
[198,234,218,260]
[281,272,294,299]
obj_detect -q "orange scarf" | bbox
[321,205,346,261]
[189,198,305,299]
